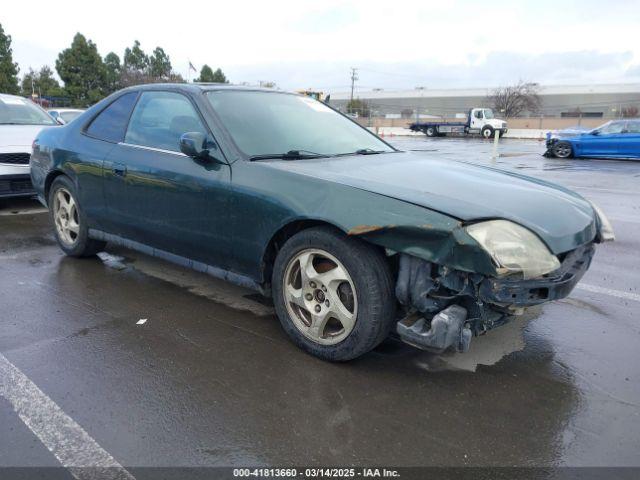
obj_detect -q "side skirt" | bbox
[88,229,265,294]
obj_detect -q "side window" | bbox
[600,121,625,135]
[86,92,138,143]
[625,121,640,134]
[474,110,483,119]
[124,91,207,152]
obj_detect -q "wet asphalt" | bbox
[0,137,639,473]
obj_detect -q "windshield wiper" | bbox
[249,150,328,161]
[333,148,391,157]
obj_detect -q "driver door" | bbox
[103,90,232,270]
[470,109,484,129]
[579,121,625,157]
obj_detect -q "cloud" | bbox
[227,51,638,92]
[289,6,359,33]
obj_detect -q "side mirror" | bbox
[55,117,65,125]
[591,130,600,136]
[179,132,223,164]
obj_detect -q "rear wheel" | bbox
[272,227,396,361]
[49,176,106,257]
[552,141,573,158]
[424,126,437,137]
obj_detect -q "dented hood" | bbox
[265,152,597,253]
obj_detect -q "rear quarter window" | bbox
[85,92,139,143]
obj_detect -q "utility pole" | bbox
[349,67,358,103]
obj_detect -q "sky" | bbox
[2,0,640,94]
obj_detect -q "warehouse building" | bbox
[329,83,640,119]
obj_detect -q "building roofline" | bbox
[328,83,640,100]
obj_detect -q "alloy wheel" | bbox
[283,248,358,345]
[554,143,572,158]
[52,187,80,246]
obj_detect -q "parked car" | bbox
[31,84,614,361]
[48,108,85,125]
[1,93,57,198]
[545,119,640,159]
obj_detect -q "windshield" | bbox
[0,97,57,125]
[206,91,394,157]
[60,111,83,123]
[483,109,495,119]
[593,120,624,135]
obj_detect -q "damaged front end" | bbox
[394,243,595,353]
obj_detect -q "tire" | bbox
[552,141,573,159]
[481,126,494,139]
[48,175,106,257]
[272,226,396,361]
[424,126,437,137]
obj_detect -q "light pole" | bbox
[349,67,358,103]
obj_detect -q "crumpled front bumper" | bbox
[479,243,595,307]
[394,243,595,353]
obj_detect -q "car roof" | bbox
[118,83,292,95]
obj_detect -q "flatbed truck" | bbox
[409,108,507,138]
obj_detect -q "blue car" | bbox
[546,119,640,159]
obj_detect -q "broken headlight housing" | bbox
[590,202,615,242]
[466,220,560,280]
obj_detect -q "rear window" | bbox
[86,92,138,143]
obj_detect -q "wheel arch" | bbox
[260,218,347,286]
[43,170,70,206]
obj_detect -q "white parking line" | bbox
[577,283,640,302]
[0,352,135,480]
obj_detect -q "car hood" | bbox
[265,151,596,253]
[0,125,51,149]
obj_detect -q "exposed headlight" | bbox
[466,220,560,280]
[590,202,615,242]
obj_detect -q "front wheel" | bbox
[272,227,396,361]
[481,126,494,139]
[552,141,573,158]
[49,176,106,257]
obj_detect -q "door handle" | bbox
[113,163,127,177]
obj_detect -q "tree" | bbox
[148,47,172,79]
[196,64,228,83]
[622,106,639,118]
[346,98,370,117]
[104,52,122,93]
[488,81,541,118]
[196,65,214,82]
[211,68,228,83]
[56,33,107,106]
[123,40,148,72]
[21,66,63,98]
[0,23,20,94]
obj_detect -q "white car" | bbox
[47,108,85,125]
[0,93,57,198]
